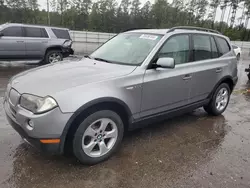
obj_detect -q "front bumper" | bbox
[6,114,60,153]
[4,100,72,154]
[62,47,74,57]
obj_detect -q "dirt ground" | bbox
[0,60,250,188]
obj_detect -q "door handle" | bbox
[183,74,192,80]
[42,41,48,43]
[16,41,24,43]
[216,68,222,73]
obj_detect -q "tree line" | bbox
[1,0,250,41]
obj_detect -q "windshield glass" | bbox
[90,33,162,66]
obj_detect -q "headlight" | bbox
[20,94,57,114]
[63,40,72,47]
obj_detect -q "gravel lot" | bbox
[0,59,250,188]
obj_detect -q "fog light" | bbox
[27,120,34,130]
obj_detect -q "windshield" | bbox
[90,33,162,66]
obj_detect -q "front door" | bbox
[0,26,25,59]
[141,34,193,118]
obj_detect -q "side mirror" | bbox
[0,32,4,37]
[156,57,175,69]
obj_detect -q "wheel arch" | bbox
[208,76,235,99]
[44,46,63,57]
[59,97,133,154]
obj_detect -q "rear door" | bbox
[0,26,25,59]
[23,27,49,59]
[188,34,228,103]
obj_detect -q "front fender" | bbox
[52,80,142,116]
[58,97,133,154]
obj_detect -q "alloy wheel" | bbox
[82,118,118,157]
[215,87,229,112]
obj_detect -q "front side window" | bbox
[158,35,190,65]
[2,26,23,37]
[193,34,211,61]
[90,33,162,65]
[24,27,48,38]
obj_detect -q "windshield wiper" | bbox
[93,57,112,63]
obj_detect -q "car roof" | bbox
[3,23,69,30]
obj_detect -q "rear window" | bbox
[215,36,231,56]
[193,34,211,61]
[52,29,71,39]
[24,27,48,38]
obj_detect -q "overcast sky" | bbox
[37,0,248,28]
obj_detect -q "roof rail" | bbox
[167,26,221,34]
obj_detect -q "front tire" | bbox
[73,110,124,165]
[204,83,231,116]
[248,73,250,80]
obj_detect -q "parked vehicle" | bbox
[232,44,241,61]
[4,26,238,165]
[0,23,74,64]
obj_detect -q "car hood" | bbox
[10,58,137,96]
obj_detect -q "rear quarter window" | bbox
[52,29,71,39]
[215,36,231,56]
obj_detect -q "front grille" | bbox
[7,89,20,119]
[9,89,20,106]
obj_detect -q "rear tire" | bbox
[204,83,231,116]
[44,50,63,64]
[73,110,124,165]
[248,73,250,80]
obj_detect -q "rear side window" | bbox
[24,27,48,38]
[52,29,71,39]
[211,36,219,58]
[2,26,23,37]
[215,36,230,56]
[193,34,211,61]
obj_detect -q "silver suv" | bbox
[4,26,238,165]
[0,23,74,64]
